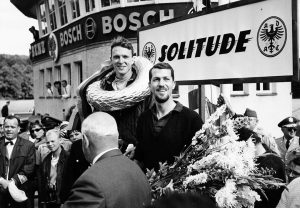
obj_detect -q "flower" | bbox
[147,104,285,207]
[183,172,208,188]
[215,179,238,208]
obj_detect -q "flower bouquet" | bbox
[147,104,285,208]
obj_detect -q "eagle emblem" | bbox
[142,42,156,64]
[257,16,287,57]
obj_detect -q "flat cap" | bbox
[278,116,298,128]
[244,108,257,118]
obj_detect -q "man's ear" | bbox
[172,81,176,90]
[82,134,89,148]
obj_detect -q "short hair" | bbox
[4,115,20,126]
[54,81,61,86]
[149,62,174,81]
[46,129,60,140]
[61,80,67,84]
[29,120,44,131]
[111,36,134,56]
[146,192,217,208]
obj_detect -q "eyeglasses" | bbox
[284,127,296,132]
[31,128,42,132]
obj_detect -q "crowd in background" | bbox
[0,35,300,208]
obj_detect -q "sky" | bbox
[0,1,38,56]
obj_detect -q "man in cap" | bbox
[243,108,279,155]
[218,95,279,154]
[275,117,300,163]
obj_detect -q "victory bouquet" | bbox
[147,104,285,208]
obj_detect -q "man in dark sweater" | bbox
[134,62,203,172]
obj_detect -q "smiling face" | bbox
[149,68,175,103]
[46,131,61,153]
[4,118,20,140]
[111,46,133,78]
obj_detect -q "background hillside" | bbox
[0,54,33,99]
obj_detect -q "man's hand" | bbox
[0,177,9,189]
[124,144,135,159]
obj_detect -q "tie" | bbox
[286,139,291,149]
[5,140,13,146]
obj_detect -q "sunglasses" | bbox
[284,127,296,132]
[31,128,42,132]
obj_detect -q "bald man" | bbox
[62,112,151,208]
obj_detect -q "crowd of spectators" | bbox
[45,80,71,99]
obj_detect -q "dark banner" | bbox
[30,3,193,62]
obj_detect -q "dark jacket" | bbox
[39,147,69,205]
[63,149,151,208]
[134,104,203,171]
[100,69,152,148]
[254,152,286,208]
[60,140,89,203]
[0,136,35,207]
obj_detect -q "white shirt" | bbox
[5,138,17,159]
[92,148,119,165]
[62,84,71,99]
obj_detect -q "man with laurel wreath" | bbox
[99,36,153,153]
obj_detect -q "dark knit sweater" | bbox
[134,105,203,171]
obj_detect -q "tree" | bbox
[0,54,33,99]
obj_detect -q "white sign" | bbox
[139,0,297,83]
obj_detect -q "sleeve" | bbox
[62,175,105,208]
[133,116,144,167]
[276,188,288,208]
[189,111,204,142]
[12,143,35,186]
[60,146,76,203]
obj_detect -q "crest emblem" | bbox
[142,42,156,64]
[48,33,59,62]
[289,117,293,123]
[257,16,287,57]
[85,17,97,40]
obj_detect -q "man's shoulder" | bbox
[17,136,35,147]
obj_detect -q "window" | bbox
[231,83,249,96]
[39,3,48,35]
[75,61,83,84]
[85,0,96,12]
[39,70,45,96]
[256,82,271,92]
[63,64,71,85]
[127,0,151,2]
[46,68,53,83]
[70,0,81,19]
[101,0,120,7]
[256,82,276,96]
[58,0,68,26]
[232,84,243,92]
[54,66,61,81]
[48,0,57,30]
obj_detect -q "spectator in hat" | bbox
[1,101,10,118]
[275,117,300,163]
[217,95,279,154]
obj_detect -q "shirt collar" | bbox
[5,137,17,145]
[92,147,119,165]
[151,101,183,115]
